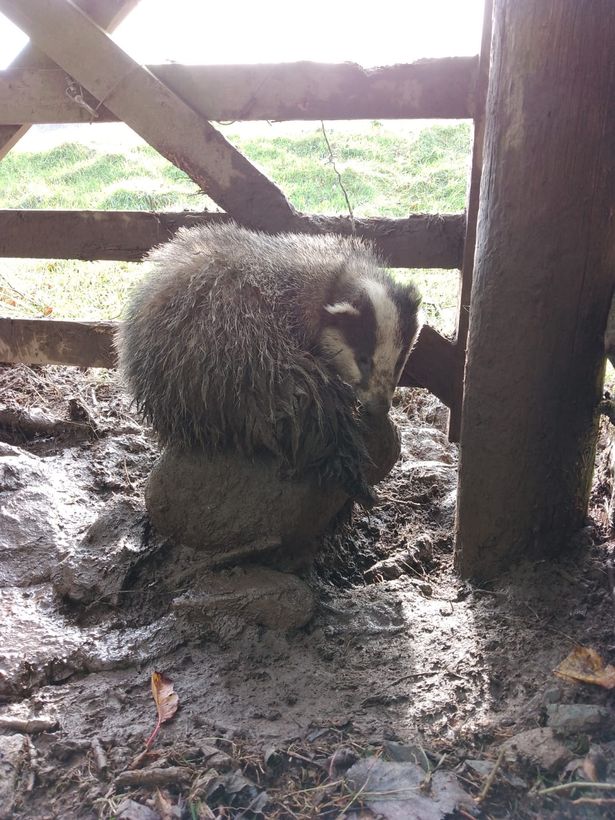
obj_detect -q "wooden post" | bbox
[447,0,492,443]
[455,0,615,579]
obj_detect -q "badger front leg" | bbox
[314,379,378,508]
[274,363,377,507]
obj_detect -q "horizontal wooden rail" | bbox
[399,324,456,409]
[0,58,478,125]
[0,210,465,269]
[0,318,116,369]
[0,318,456,407]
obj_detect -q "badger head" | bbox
[319,275,422,416]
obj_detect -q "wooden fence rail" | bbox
[0,58,477,125]
[0,318,455,409]
[0,210,465,269]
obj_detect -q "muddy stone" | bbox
[145,413,401,567]
[0,734,25,820]
[1,584,85,698]
[0,444,88,587]
[53,498,152,605]
[115,799,159,820]
[547,703,613,736]
[173,565,315,632]
[500,727,573,774]
[346,758,473,819]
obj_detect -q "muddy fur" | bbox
[117,224,420,504]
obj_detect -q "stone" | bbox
[547,704,612,736]
[500,727,572,774]
[145,412,400,569]
[346,758,474,819]
[0,734,25,820]
[0,585,85,699]
[172,565,316,632]
[364,536,433,583]
[52,498,152,605]
[115,799,159,820]
[0,444,83,586]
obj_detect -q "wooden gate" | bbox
[0,0,492,439]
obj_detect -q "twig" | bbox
[115,766,193,788]
[571,797,615,806]
[0,272,42,309]
[278,779,344,800]
[123,458,137,492]
[385,670,440,688]
[91,737,108,775]
[477,747,506,803]
[337,778,369,815]
[536,781,615,797]
[285,749,327,770]
[320,121,356,234]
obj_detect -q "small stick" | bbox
[477,747,506,803]
[571,797,615,806]
[115,766,192,788]
[91,738,108,775]
[385,670,440,688]
[536,781,615,797]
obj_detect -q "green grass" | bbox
[0,122,471,335]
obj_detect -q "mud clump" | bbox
[145,412,401,571]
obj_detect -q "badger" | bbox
[117,223,421,506]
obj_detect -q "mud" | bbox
[1,364,615,819]
[144,412,400,572]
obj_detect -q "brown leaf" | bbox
[582,751,607,782]
[42,305,53,316]
[154,788,179,820]
[146,671,179,748]
[554,646,615,689]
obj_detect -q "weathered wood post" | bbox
[455,0,615,579]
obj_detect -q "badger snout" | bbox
[359,393,393,417]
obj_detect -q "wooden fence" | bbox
[0,0,490,436]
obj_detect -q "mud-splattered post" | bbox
[455,0,615,579]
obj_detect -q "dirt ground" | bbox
[1,363,614,819]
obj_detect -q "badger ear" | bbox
[324,301,360,317]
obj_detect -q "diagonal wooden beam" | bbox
[0,0,297,231]
[0,0,140,160]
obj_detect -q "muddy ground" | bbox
[1,363,614,819]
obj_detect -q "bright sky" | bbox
[0,0,484,69]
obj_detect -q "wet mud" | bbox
[1,364,614,818]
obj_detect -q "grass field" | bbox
[0,121,471,334]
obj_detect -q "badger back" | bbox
[117,224,420,499]
[117,224,366,461]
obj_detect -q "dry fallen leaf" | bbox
[42,306,53,316]
[154,788,178,820]
[554,646,615,689]
[146,671,179,748]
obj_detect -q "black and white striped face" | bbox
[319,278,421,415]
